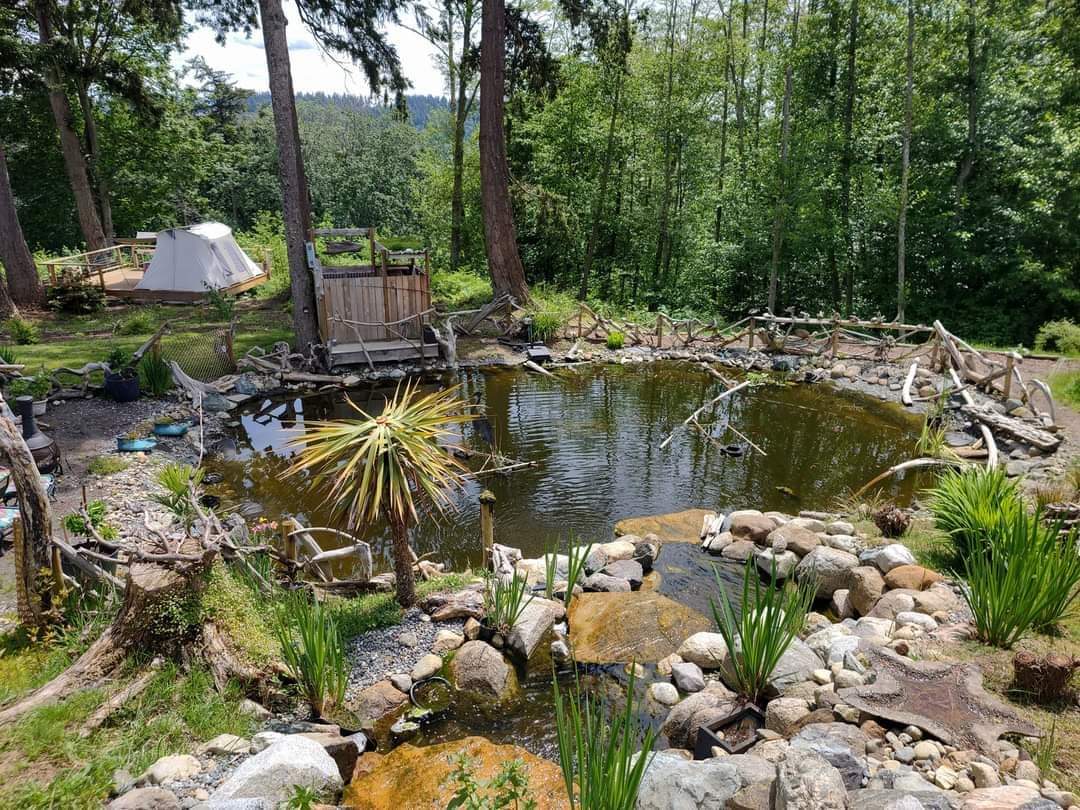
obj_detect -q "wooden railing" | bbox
[42,244,154,288]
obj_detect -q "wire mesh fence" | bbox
[158,323,236,382]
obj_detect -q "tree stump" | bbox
[1012,651,1079,703]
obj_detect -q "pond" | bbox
[205,361,923,576]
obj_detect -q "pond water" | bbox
[206,361,922,575]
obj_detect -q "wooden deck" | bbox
[100,269,267,302]
[329,340,439,368]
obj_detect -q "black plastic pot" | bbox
[104,372,141,403]
[693,703,765,758]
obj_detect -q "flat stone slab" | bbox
[568,591,713,664]
[615,508,715,544]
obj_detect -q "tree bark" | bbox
[0,145,37,310]
[34,1,106,252]
[479,0,529,302]
[768,0,799,314]
[840,0,858,315]
[258,0,319,349]
[897,0,914,323]
[450,0,477,274]
[955,0,978,199]
[76,84,114,245]
[390,516,417,608]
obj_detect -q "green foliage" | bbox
[324,572,469,641]
[483,572,533,634]
[204,286,236,322]
[114,309,159,336]
[202,564,280,667]
[139,348,173,396]
[531,310,563,343]
[1031,720,1058,774]
[150,463,205,528]
[286,784,321,810]
[87,456,131,476]
[961,510,1080,647]
[544,546,559,601]
[273,592,347,717]
[431,270,492,310]
[926,467,1023,561]
[105,346,132,371]
[61,499,109,537]
[710,558,816,704]
[46,276,106,315]
[605,331,625,350]
[1035,321,1080,356]
[446,753,537,810]
[0,345,17,365]
[1050,371,1080,411]
[6,374,51,401]
[552,665,656,810]
[6,317,39,345]
[914,419,957,460]
[563,542,593,609]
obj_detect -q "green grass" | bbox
[86,456,131,477]
[201,565,280,668]
[326,572,471,642]
[1049,370,1080,410]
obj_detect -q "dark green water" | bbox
[206,362,921,575]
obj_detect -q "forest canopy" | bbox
[2,0,1078,345]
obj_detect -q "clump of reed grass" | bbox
[273,592,347,717]
[483,572,533,634]
[925,466,1022,561]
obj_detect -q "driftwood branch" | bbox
[660,380,752,449]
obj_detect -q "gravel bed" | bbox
[344,608,464,696]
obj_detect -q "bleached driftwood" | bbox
[901,362,918,407]
[853,457,966,498]
[948,367,998,470]
[660,380,752,449]
[960,404,1061,452]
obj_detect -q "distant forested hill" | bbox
[246,92,448,130]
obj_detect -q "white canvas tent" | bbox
[136,222,265,293]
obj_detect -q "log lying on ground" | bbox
[960,404,1061,452]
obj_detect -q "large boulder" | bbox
[449,641,519,703]
[299,732,370,782]
[421,585,484,621]
[507,596,565,661]
[860,543,917,574]
[867,589,918,619]
[109,788,180,810]
[959,786,1049,809]
[730,513,775,544]
[849,790,952,809]
[884,565,944,591]
[774,748,848,810]
[677,632,728,669]
[795,547,859,599]
[568,592,712,664]
[348,679,410,733]
[769,524,821,557]
[765,697,811,736]
[790,722,870,790]
[660,682,739,749]
[848,566,886,616]
[721,540,758,562]
[211,736,342,806]
[636,752,774,810]
[583,572,632,592]
[615,508,716,544]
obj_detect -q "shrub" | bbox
[431,270,491,310]
[115,309,158,336]
[962,510,1080,647]
[926,467,1023,561]
[605,331,625,350]
[1034,320,1080,356]
[87,456,131,476]
[6,317,39,345]
[553,665,656,810]
[482,572,533,634]
[872,504,911,538]
[7,374,51,401]
[0,345,16,365]
[531,310,563,343]
[204,285,236,321]
[105,346,132,371]
[711,557,816,703]
[140,347,173,396]
[445,753,534,810]
[273,592,347,717]
[47,275,106,314]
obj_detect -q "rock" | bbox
[774,748,849,809]
[868,590,918,620]
[913,583,962,616]
[913,741,938,761]
[635,751,773,810]
[550,639,571,663]
[895,611,937,632]
[389,673,412,693]
[411,653,444,682]
[603,558,644,589]
[432,628,465,654]
[615,508,716,544]
[299,732,369,782]
[848,789,952,809]
[449,641,519,703]
[730,513,776,544]
[791,722,870,790]
[678,632,729,669]
[831,589,855,619]
[743,637,822,696]
[769,524,822,557]
[348,678,411,732]
[959,785,1045,809]
[756,548,800,579]
[804,624,854,660]
[1014,760,1040,783]
[142,754,202,785]
[934,765,958,790]
[341,736,567,809]
[860,544,917,574]
[422,586,484,621]
[507,596,564,660]
[826,635,862,666]
[729,781,773,810]
[582,572,631,592]
[765,511,792,526]
[766,697,812,736]
[826,521,855,536]
[600,539,636,563]
[568,591,711,664]
[109,788,181,810]
[884,565,944,591]
[632,536,661,571]
[657,652,683,676]
[649,681,680,706]
[825,534,860,554]
[722,540,758,561]
[661,683,740,749]
[212,736,342,806]
[463,617,481,640]
[238,699,271,721]
[198,734,251,756]
[671,661,707,693]
[849,566,887,616]
[854,616,894,639]
[791,517,827,533]
[834,669,863,688]
[796,547,860,599]
[397,631,419,648]
[250,731,285,753]
[703,531,735,554]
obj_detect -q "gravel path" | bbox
[344,608,464,696]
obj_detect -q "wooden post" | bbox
[282,522,296,567]
[748,318,756,350]
[656,314,663,347]
[368,227,376,269]
[479,490,496,570]
[830,323,840,359]
[577,306,584,339]
[50,544,64,598]
[47,263,57,285]
[1003,353,1016,400]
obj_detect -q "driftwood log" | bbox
[960,404,1061,452]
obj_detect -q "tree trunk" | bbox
[768,1,799,314]
[579,69,623,300]
[34,2,106,252]
[450,1,475,274]
[258,0,319,349]
[0,145,37,310]
[76,84,114,245]
[390,516,417,608]
[479,0,529,302]
[897,0,914,323]
[955,0,978,199]
[840,0,858,315]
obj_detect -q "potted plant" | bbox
[104,347,140,402]
[7,374,52,416]
[152,417,190,437]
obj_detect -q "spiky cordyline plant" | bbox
[286,381,474,607]
[711,558,816,705]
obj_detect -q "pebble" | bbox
[913,741,939,761]
[398,631,419,648]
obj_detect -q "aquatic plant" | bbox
[711,558,816,704]
[273,592,347,717]
[914,418,957,460]
[446,752,536,810]
[483,572,533,634]
[605,331,625,350]
[285,381,474,608]
[926,466,1023,561]
[552,665,656,810]
[962,510,1080,647]
[562,541,593,608]
[544,545,558,601]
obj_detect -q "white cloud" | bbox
[176,1,446,98]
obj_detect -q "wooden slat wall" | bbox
[319,271,430,343]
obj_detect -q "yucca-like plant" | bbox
[711,558,816,704]
[963,509,1080,647]
[483,572,533,634]
[926,466,1023,561]
[274,592,347,717]
[286,382,474,607]
[150,462,205,529]
[553,665,656,810]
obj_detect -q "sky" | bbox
[177,1,446,98]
